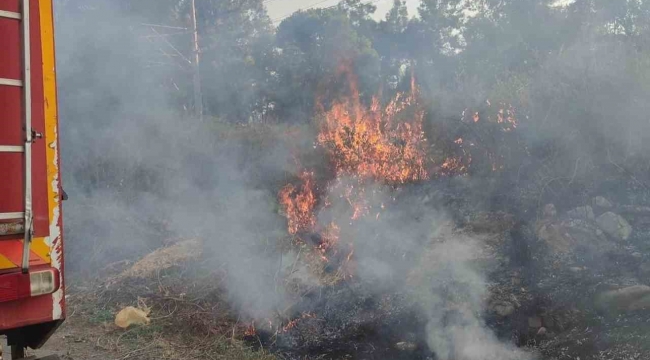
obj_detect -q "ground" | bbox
[33,313,113,360]
[32,286,276,360]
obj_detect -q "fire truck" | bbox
[0,0,64,359]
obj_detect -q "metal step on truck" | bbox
[0,0,65,359]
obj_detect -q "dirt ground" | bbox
[31,288,276,360]
[32,314,114,360]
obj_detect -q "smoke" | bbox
[55,0,298,320]
[54,0,650,358]
[317,179,534,359]
[54,0,532,353]
[413,238,531,360]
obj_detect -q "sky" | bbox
[266,0,421,24]
[266,0,577,25]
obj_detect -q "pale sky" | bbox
[266,0,577,25]
[266,0,421,24]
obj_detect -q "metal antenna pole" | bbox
[190,0,203,120]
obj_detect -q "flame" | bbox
[319,222,340,256]
[277,64,522,282]
[279,171,317,235]
[277,65,434,280]
[244,321,257,336]
[317,69,429,184]
[282,312,316,333]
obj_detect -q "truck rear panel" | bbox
[0,0,64,345]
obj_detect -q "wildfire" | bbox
[277,65,433,279]
[243,313,318,337]
[278,171,317,235]
[277,64,521,282]
[317,71,429,184]
[244,321,257,337]
[282,312,316,333]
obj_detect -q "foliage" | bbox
[58,0,650,222]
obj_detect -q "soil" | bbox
[32,315,114,360]
[31,287,276,360]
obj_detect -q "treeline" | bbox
[56,0,650,196]
[54,0,650,274]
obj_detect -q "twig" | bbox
[149,26,192,65]
[568,157,580,185]
[535,176,567,223]
[120,338,159,359]
[607,149,649,191]
[289,247,303,276]
[149,302,178,321]
[140,23,188,30]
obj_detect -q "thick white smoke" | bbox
[317,178,535,359]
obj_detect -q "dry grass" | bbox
[66,245,278,360]
[111,239,203,281]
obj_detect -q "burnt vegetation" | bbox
[55,0,650,359]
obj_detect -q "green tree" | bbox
[270,6,380,123]
[375,0,411,92]
[170,0,275,122]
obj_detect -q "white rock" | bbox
[596,285,650,312]
[596,212,632,241]
[593,196,613,209]
[567,205,595,220]
[490,301,515,317]
[543,204,557,219]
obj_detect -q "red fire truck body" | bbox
[0,0,64,357]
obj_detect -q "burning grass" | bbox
[278,66,448,280]
[317,74,430,184]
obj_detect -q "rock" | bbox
[528,316,542,328]
[619,205,650,215]
[465,211,515,233]
[543,204,557,219]
[593,196,613,209]
[537,216,615,258]
[536,327,547,336]
[567,206,595,221]
[395,342,418,352]
[542,315,556,329]
[490,301,516,317]
[596,212,632,241]
[537,222,573,254]
[564,221,613,249]
[596,285,650,312]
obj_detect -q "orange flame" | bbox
[279,171,317,235]
[282,312,316,333]
[277,63,482,279]
[244,321,257,336]
[317,69,429,184]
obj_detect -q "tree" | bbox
[374,1,411,93]
[270,7,381,123]
[170,0,275,122]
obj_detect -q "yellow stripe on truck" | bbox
[0,254,17,270]
[40,0,60,265]
[31,237,51,264]
[0,1,59,271]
